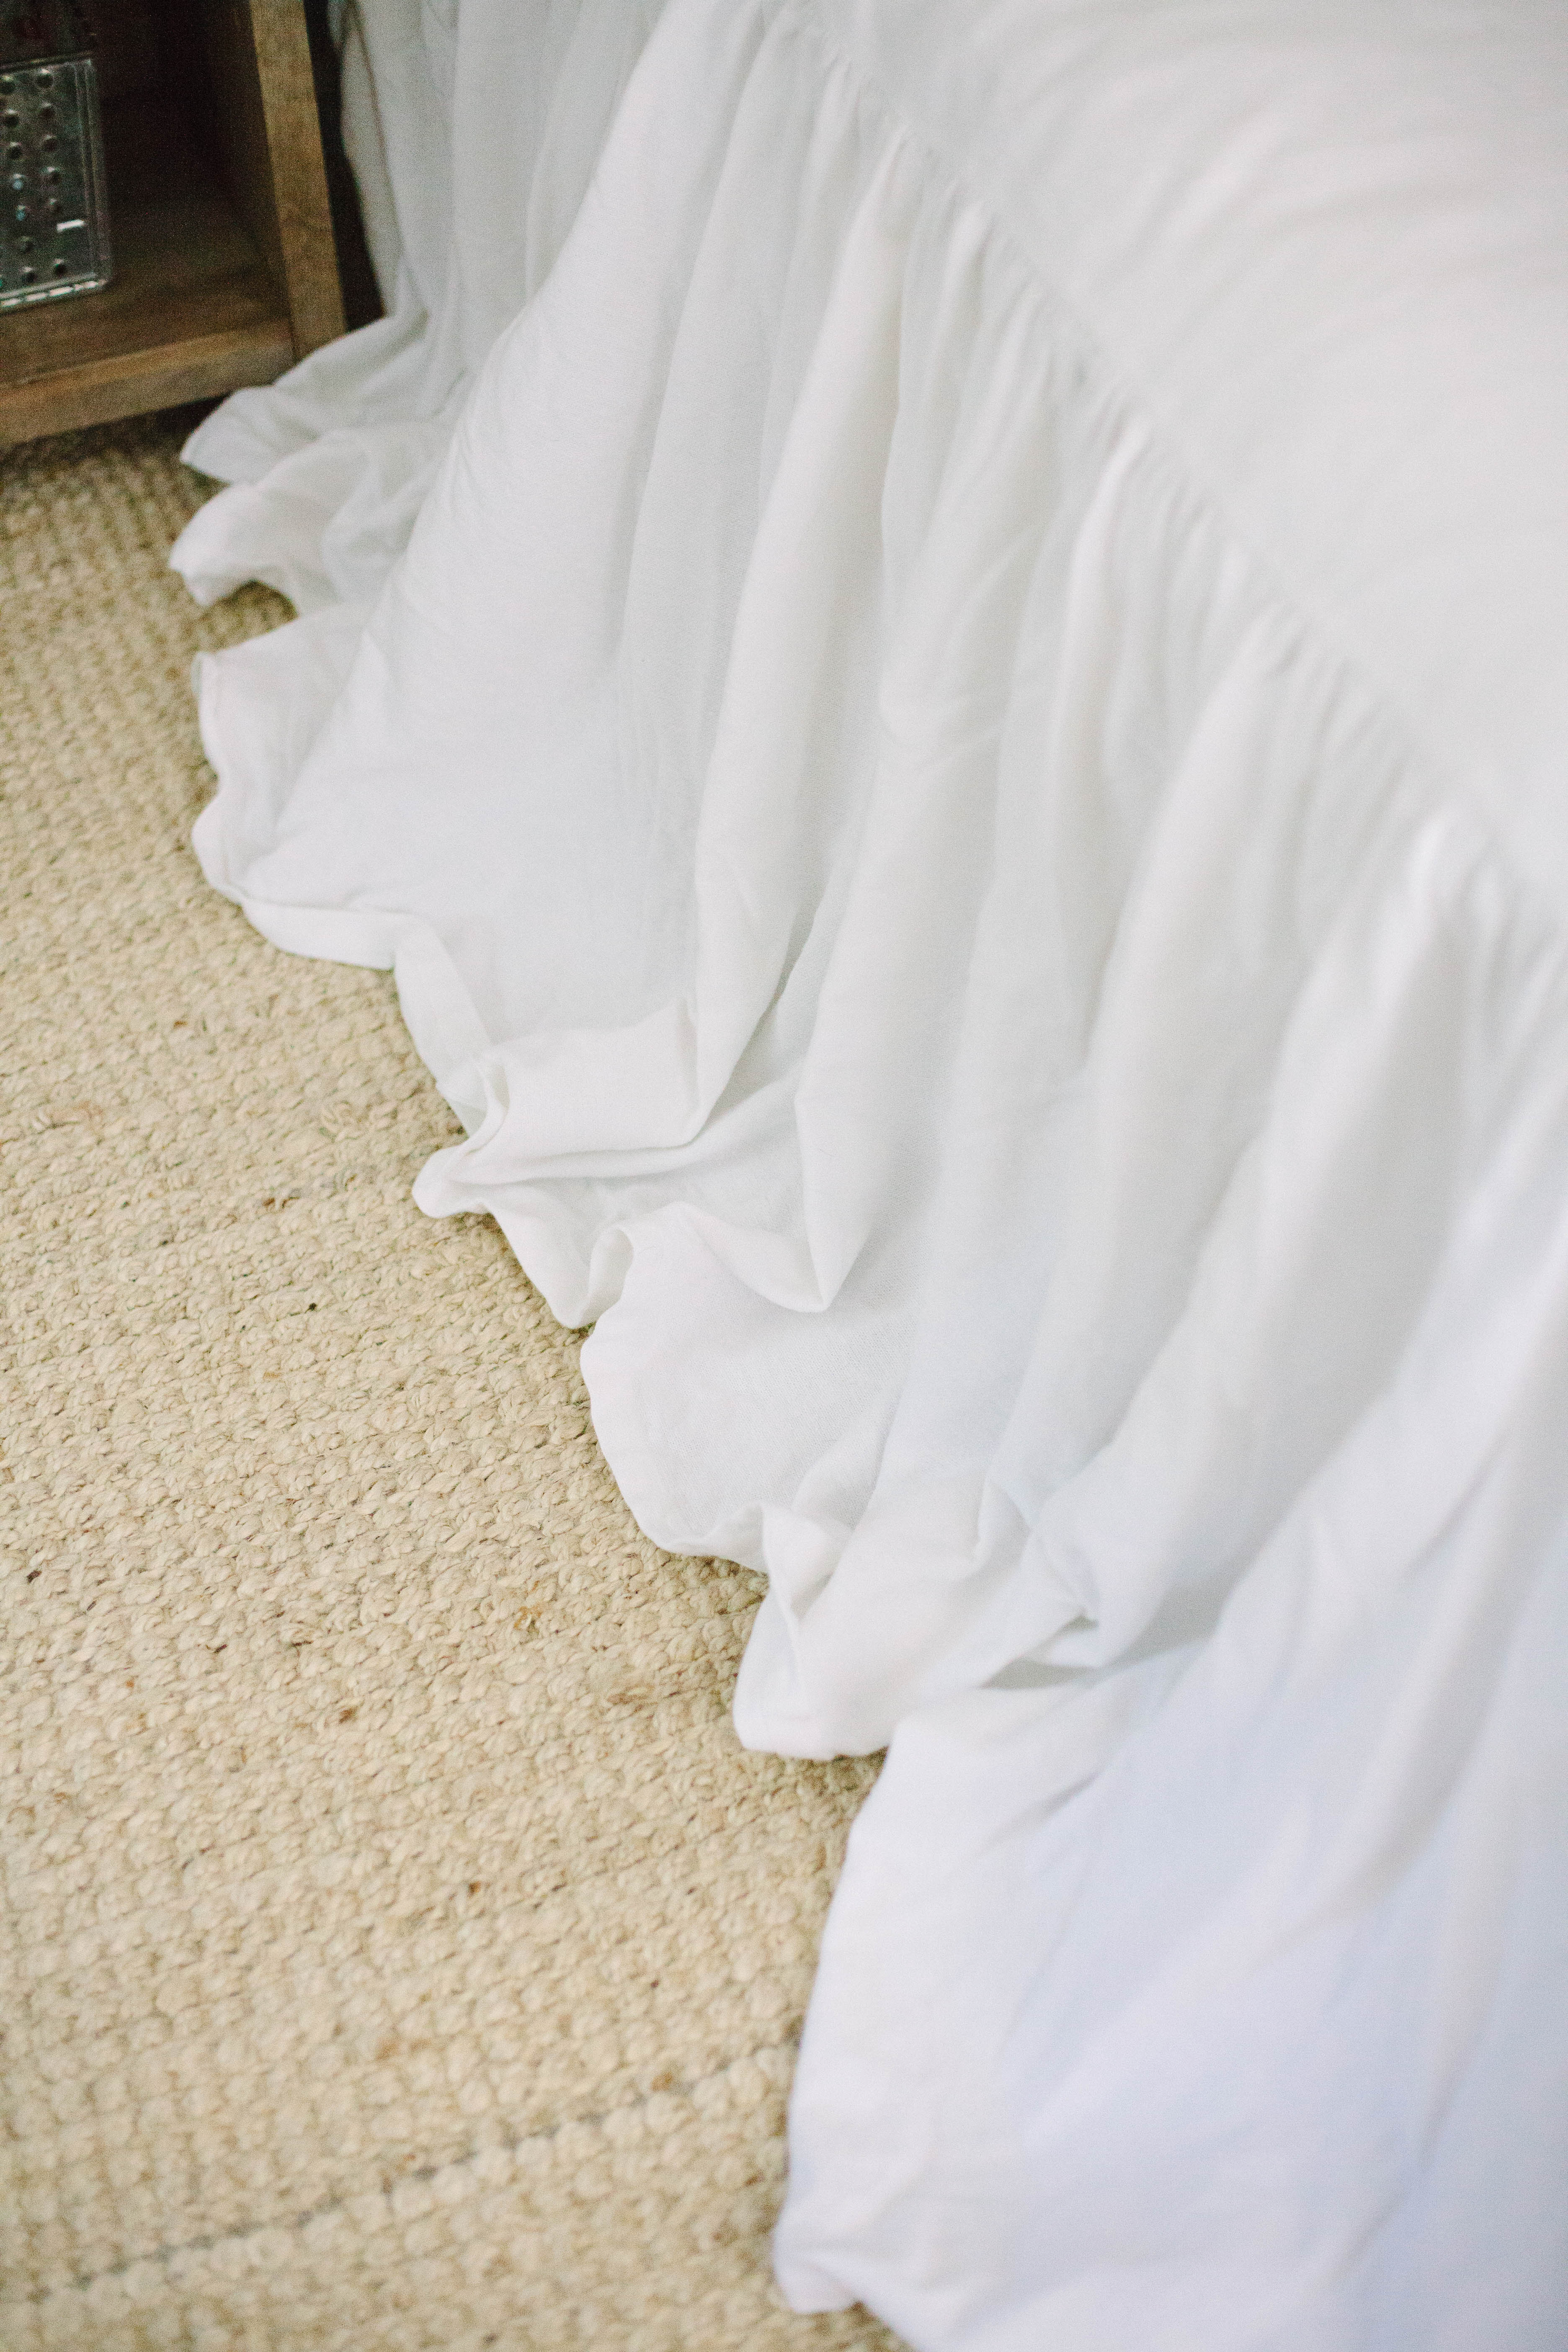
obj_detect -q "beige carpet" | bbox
[0,414,899,2352]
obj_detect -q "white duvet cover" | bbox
[173,3,1568,2344]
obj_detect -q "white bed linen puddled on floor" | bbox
[173,4,1568,2344]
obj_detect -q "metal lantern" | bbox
[0,1,110,311]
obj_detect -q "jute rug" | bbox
[0,415,898,2352]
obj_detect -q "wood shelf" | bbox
[0,0,346,445]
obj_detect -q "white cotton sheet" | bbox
[175,0,664,612]
[172,4,1568,2345]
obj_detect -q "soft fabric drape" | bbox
[173,4,1568,2344]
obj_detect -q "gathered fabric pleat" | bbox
[173,1,1568,2342]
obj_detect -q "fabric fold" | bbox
[172,1,1568,2342]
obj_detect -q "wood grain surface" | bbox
[0,0,343,444]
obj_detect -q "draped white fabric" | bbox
[173,4,1568,2345]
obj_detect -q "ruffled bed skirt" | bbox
[175,3,1568,2343]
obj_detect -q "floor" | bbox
[0,412,897,2352]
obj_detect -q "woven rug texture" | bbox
[0,414,899,2352]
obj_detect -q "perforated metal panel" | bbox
[0,19,110,312]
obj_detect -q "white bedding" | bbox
[173,4,1568,2344]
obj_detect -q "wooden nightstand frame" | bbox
[0,0,351,445]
